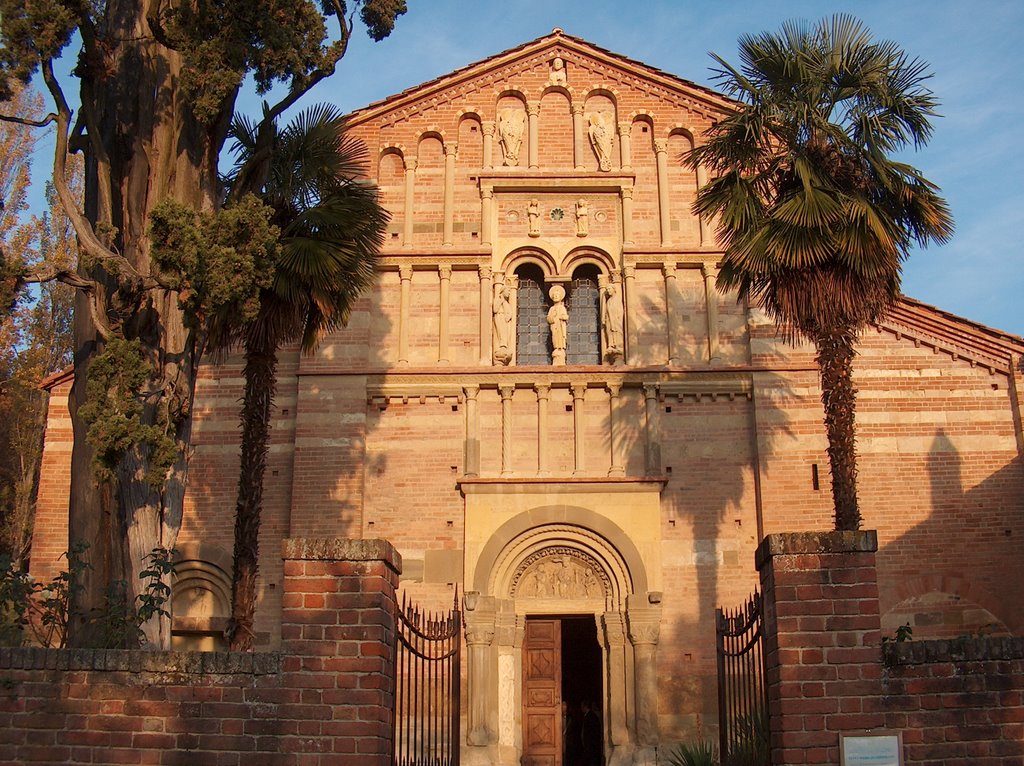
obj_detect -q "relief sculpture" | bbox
[587,111,613,171]
[515,553,607,600]
[497,108,525,166]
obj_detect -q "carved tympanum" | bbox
[512,547,609,600]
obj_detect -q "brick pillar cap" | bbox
[282,538,402,574]
[755,530,877,571]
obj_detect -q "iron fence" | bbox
[716,590,769,766]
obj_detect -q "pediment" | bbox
[346,29,734,130]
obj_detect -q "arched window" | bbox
[567,265,601,365]
[515,264,551,364]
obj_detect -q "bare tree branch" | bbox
[0,112,57,129]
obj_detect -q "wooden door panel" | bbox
[523,619,561,766]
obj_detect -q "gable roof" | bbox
[345,28,736,127]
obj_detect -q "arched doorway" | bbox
[463,511,661,766]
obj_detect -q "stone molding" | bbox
[754,530,878,571]
[281,537,402,574]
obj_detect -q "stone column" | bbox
[702,262,720,363]
[756,531,884,766]
[402,157,417,247]
[607,383,624,476]
[618,122,632,170]
[494,604,521,760]
[654,138,671,246]
[479,266,493,365]
[398,265,412,365]
[464,604,497,747]
[464,385,480,477]
[623,265,638,365]
[621,186,635,246]
[536,383,550,476]
[663,264,680,366]
[443,142,457,246]
[572,104,586,170]
[480,185,493,247]
[527,103,540,170]
[438,265,452,365]
[627,600,662,750]
[500,385,515,477]
[696,163,712,246]
[571,383,587,476]
[482,121,495,170]
[601,612,630,754]
[643,384,661,476]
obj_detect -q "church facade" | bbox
[32,30,1024,766]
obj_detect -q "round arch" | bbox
[500,246,558,280]
[472,505,650,600]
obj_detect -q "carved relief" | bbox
[512,547,610,600]
[497,108,525,166]
[527,199,541,237]
[587,112,613,171]
[548,56,567,86]
[493,283,514,365]
[602,282,624,363]
[575,199,589,237]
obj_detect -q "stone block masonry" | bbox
[0,538,401,766]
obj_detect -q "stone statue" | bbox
[575,198,589,237]
[527,198,541,237]
[548,57,567,86]
[602,282,624,363]
[547,284,568,365]
[497,108,525,166]
[493,284,514,365]
[587,112,613,171]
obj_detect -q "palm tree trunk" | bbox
[814,326,861,530]
[228,335,278,651]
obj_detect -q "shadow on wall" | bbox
[601,300,796,744]
[878,427,1024,639]
[178,287,393,648]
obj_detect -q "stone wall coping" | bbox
[0,646,281,674]
[281,537,402,573]
[883,636,1024,666]
[755,530,878,571]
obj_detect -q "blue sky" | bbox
[30,0,1024,335]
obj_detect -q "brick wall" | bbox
[757,531,1024,766]
[0,538,400,766]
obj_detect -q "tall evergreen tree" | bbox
[686,15,954,530]
[0,0,406,646]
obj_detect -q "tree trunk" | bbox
[814,326,861,530]
[228,335,278,651]
[68,0,233,647]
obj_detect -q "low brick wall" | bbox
[0,538,400,766]
[757,531,1024,766]
[881,637,1024,765]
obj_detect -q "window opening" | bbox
[516,264,552,365]
[567,265,601,365]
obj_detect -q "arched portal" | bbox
[463,508,661,766]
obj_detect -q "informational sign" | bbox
[839,732,903,766]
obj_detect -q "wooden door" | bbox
[522,619,562,766]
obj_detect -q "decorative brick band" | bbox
[884,635,1024,665]
[0,647,280,674]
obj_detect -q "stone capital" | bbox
[463,384,480,400]
[439,265,452,280]
[622,265,636,279]
[627,605,662,646]
[535,383,551,400]
[480,184,494,199]
[399,265,413,281]
[527,103,541,117]
[444,142,458,158]
[643,383,659,401]
[662,263,678,279]
[653,138,669,153]
[479,265,493,280]
[464,609,496,647]
[620,186,634,200]
[481,121,495,137]
[404,157,417,172]
[570,383,587,401]
[571,103,585,116]
[701,262,719,281]
[617,122,631,136]
[499,385,516,402]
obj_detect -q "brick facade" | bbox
[29,30,1024,762]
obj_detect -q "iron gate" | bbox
[716,590,770,766]
[392,592,461,766]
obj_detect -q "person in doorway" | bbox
[579,699,602,765]
[562,700,582,766]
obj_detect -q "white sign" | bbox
[840,733,903,766]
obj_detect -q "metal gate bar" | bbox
[393,591,461,766]
[716,590,769,766]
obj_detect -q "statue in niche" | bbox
[527,198,541,237]
[587,112,613,171]
[497,108,525,166]
[547,284,568,365]
[492,284,514,365]
[602,282,624,363]
[548,57,567,86]
[575,198,589,237]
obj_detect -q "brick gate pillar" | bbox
[282,538,402,766]
[755,531,886,766]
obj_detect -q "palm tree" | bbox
[222,104,388,650]
[686,15,953,530]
